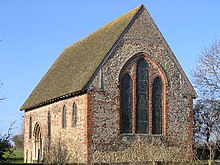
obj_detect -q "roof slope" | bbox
[21,5,143,110]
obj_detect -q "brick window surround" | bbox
[119,53,168,136]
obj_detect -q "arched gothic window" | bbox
[73,103,77,127]
[152,77,163,134]
[120,73,133,134]
[136,58,149,134]
[62,105,66,128]
[29,116,32,139]
[119,56,165,135]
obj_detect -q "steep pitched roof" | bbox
[21,4,197,111]
[21,5,143,110]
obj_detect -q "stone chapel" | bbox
[21,5,197,164]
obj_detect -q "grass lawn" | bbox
[13,148,24,164]
[3,147,23,164]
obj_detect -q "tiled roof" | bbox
[21,5,143,110]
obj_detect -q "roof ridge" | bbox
[65,5,143,51]
[82,5,144,92]
[21,5,143,110]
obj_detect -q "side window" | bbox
[136,58,149,134]
[120,73,133,134]
[29,116,32,139]
[73,103,77,127]
[152,77,163,134]
[62,105,66,128]
[48,112,51,137]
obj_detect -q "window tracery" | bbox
[120,56,165,135]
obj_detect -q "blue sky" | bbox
[0,0,219,135]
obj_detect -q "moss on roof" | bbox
[21,5,143,110]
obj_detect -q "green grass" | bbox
[13,148,24,164]
[2,147,23,164]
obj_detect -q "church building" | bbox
[21,5,196,164]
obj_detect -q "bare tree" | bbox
[191,40,220,99]
[194,99,220,163]
[12,133,24,149]
[194,99,220,143]
[43,135,73,165]
[192,40,220,164]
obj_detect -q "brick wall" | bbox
[24,94,88,163]
[88,9,194,163]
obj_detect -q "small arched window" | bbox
[136,58,149,134]
[72,103,77,127]
[62,105,66,128]
[29,116,32,139]
[152,77,163,134]
[120,73,133,134]
[48,112,51,137]
[48,111,51,148]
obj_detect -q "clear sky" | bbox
[0,0,220,135]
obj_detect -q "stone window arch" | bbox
[119,54,167,135]
[72,102,77,127]
[62,105,66,128]
[120,73,133,134]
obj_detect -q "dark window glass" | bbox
[136,58,149,134]
[73,103,77,127]
[29,116,32,139]
[120,73,133,134]
[48,112,51,137]
[152,77,163,134]
[62,105,66,128]
[48,112,51,149]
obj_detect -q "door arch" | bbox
[33,122,43,162]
